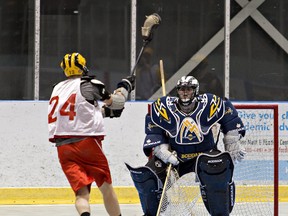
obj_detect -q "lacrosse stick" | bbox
[155,59,170,216]
[130,13,161,76]
[156,163,173,216]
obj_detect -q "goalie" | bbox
[126,76,246,216]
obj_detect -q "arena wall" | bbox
[0,101,287,204]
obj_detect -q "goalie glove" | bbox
[223,130,246,164]
[153,144,179,165]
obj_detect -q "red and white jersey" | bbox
[48,78,105,142]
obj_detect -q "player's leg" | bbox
[58,138,121,216]
[75,186,91,215]
[57,142,93,216]
[98,181,121,216]
[196,151,235,216]
[86,137,121,216]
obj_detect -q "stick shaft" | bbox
[159,60,166,96]
[130,41,149,76]
[156,60,168,216]
[156,163,172,216]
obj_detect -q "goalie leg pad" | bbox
[196,152,235,216]
[125,163,163,216]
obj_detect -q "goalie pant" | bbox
[125,162,164,216]
[196,151,236,216]
[127,151,236,216]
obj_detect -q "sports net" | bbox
[158,104,280,216]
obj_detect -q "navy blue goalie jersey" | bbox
[143,93,245,161]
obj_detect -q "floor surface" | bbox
[0,203,287,215]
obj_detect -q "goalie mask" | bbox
[176,76,199,106]
[60,52,89,77]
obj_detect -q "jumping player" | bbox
[126,75,246,216]
[48,52,135,216]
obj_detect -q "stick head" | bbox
[141,13,161,42]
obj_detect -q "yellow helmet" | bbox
[60,53,88,77]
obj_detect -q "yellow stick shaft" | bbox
[156,63,169,215]
[159,60,166,96]
[156,163,172,216]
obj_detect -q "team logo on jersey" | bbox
[225,107,233,115]
[147,122,157,131]
[209,95,222,120]
[144,139,161,146]
[179,117,202,143]
[154,98,170,123]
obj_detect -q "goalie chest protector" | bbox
[150,94,225,145]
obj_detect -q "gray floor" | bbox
[0,204,143,216]
[0,203,287,215]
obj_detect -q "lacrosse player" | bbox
[126,75,246,216]
[48,52,134,216]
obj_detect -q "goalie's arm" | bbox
[143,114,179,165]
[219,99,246,163]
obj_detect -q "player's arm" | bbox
[103,75,135,118]
[102,75,135,107]
[86,75,135,118]
[143,113,179,165]
[218,98,246,163]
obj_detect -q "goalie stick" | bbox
[156,59,173,214]
[159,59,166,96]
[130,13,161,76]
[156,163,173,216]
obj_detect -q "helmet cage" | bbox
[176,76,199,95]
[176,76,199,106]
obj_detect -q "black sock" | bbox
[80,212,90,216]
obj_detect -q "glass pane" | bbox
[3,0,288,101]
[40,0,131,100]
[136,0,225,100]
[136,0,288,101]
[230,0,288,101]
[0,0,34,99]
